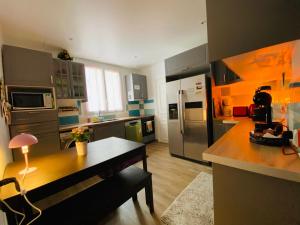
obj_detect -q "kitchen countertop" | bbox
[203,118,300,183]
[59,115,154,132]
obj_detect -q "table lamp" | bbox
[9,133,38,175]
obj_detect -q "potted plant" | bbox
[71,126,90,156]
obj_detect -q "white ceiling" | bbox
[0,0,207,68]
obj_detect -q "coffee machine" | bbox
[252,86,272,125]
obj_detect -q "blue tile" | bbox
[128,109,140,116]
[59,116,79,125]
[128,100,140,105]
[144,99,154,104]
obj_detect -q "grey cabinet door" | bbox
[206,0,300,61]
[53,59,87,100]
[165,44,208,77]
[126,73,148,100]
[11,109,58,125]
[93,122,125,141]
[139,75,148,99]
[69,62,87,100]
[2,45,53,86]
[212,60,241,86]
[132,74,142,100]
[53,59,72,99]
[10,121,60,161]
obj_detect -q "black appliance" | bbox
[141,116,155,143]
[252,86,272,125]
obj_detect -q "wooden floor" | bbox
[98,142,212,225]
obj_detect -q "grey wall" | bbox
[206,0,300,62]
[0,24,12,177]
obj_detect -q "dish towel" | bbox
[146,121,153,132]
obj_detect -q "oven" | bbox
[141,116,155,143]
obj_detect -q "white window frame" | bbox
[85,66,124,114]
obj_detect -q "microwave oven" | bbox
[11,91,53,110]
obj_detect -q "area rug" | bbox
[160,172,214,225]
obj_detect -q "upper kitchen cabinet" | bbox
[53,59,87,100]
[211,60,241,86]
[206,0,300,62]
[126,73,148,101]
[2,45,53,86]
[165,43,210,81]
[69,62,87,100]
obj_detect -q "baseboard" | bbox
[170,154,212,167]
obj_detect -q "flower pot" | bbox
[75,141,88,156]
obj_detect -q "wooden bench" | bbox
[35,166,154,225]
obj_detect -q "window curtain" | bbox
[85,67,123,113]
[104,70,123,112]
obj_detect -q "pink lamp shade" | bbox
[9,133,38,149]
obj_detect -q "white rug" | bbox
[160,172,214,225]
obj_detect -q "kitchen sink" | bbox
[103,118,118,122]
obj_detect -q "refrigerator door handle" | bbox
[179,90,185,134]
[177,90,182,134]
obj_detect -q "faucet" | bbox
[98,111,102,121]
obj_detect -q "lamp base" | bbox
[18,167,37,175]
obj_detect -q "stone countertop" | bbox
[59,115,154,132]
[203,118,300,183]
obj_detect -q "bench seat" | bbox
[35,166,153,225]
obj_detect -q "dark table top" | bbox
[0,137,145,200]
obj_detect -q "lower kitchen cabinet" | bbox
[93,122,125,141]
[10,120,60,161]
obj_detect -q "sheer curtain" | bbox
[85,66,123,113]
[104,70,123,112]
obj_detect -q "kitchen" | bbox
[1,44,156,161]
[1,0,300,225]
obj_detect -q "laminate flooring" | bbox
[98,142,212,225]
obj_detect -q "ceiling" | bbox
[0,0,207,68]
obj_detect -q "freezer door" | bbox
[183,120,208,161]
[180,74,209,162]
[166,80,183,156]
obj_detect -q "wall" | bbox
[138,61,168,143]
[207,0,300,62]
[0,24,12,178]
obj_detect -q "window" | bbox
[85,67,123,113]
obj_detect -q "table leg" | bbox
[145,175,154,213]
[142,148,148,172]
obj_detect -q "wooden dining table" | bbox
[0,137,147,224]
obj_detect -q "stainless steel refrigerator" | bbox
[167,74,213,163]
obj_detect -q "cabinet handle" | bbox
[51,75,54,84]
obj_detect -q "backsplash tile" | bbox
[59,115,79,126]
[128,109,140,117]
[127,99,155,117]
[144,99,154,104]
